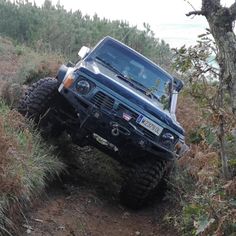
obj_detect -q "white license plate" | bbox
[137,115,163,136]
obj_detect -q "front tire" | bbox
[17,81,44,116]
[18,77,63,136]
[120,159,168,209]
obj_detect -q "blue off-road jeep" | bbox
[18,36,187,209]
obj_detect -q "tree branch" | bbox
[186,10,205,17]
[229,1,236,21]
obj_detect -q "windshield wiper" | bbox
[120,76,147,93]
[95,56,160,101]
[117,74,160,101]
[95,56,124,76]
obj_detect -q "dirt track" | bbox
[19,145,179,236]
[21,175,177,236]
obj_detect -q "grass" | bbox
[16,49,64,85]
[0,101,64,235]
[0,36,64,108]
[0,36,64,84]
[0,36,66,235]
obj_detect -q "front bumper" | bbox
[59,87,179,160]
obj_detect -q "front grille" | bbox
[117,104,139,120]
[91,92,115,110]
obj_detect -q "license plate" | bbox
[137,115,163,136]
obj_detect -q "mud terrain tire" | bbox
[120,159,167,209]
[18,77,63,136]
[18,81,46,115]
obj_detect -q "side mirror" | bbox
[173,77,184,92]
[78,46,90,59]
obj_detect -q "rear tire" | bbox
[120,159,167,209]
[18,77,63,136]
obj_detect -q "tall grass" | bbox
[0,101,64,235]
[0,36,64,85]
[0,36,64,108]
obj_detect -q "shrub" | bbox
[164,159,236,236]
[171,92,236,235]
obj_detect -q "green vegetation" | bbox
[0,0,172,70]
[164,32,236,236]
[0,0,235,235]
[0,36,64,109]
[0,35,65,235]
[17,49,63,85]
[0,101,64,235]
[0,36,64,84]
[165,152,236,236]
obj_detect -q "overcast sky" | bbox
[33,0,235,48]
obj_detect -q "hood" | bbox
[78,60,185,136]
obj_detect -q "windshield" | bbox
[87,38,172,107]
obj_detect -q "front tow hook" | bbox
[110,122,130,136]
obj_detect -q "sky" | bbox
[33,0,235,48]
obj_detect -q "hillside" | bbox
[0,34,235,236]
[0,1,236,235]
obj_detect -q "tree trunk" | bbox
[207,27,236,115]
[202,0,235,179]
[218,113,230,179]
[186,0,236,179]
[187,0,236,115]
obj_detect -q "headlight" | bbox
[162,132,174,141]
[77,80,91,94]
[160,131,177,150]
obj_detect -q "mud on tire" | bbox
[18,77,63,136]
[120,159,168,209]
